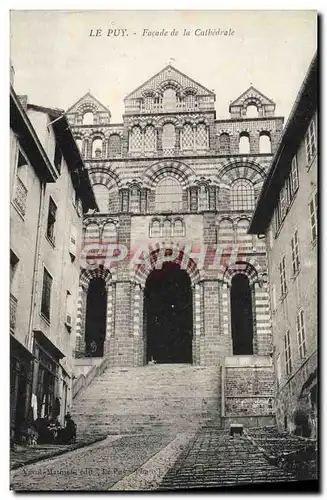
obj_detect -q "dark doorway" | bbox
[231,274,254,355]
[85,278,107,357]
[144,262,193,363]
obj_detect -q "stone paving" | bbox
[158,429,298,490]
[10,426,315,492]
[10,430,179,491]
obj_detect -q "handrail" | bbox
[72,356,109,400]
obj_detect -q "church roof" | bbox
[229,86,275,108]
[66,92,111,114]
[125,65,215,100]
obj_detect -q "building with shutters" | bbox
[249,54,317,437]
[10,81,97,443]
[67,65,286,426]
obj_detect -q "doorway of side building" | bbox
[85,277,107,357]
[144,262,193,364]
[231,274,254,355]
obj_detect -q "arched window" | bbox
[102,222,116,243]
[219,133,230,154]
[108,134,121,157]
[144,96,153,110]
[236,218,252,245]
[162,123,176,151]
[85,278,107,357]
[156,177,182,212]
[162,220,172,237]
[185,93,195,109]
[196,124,208,150]
[130,126,142,152]
[231,274,254,355]
[83,112,94,125]
[129,187,140,213]
[218,219,234,244]
[150,220,161,238]
[84,222,99,244]
[239,133,250,154]
[259,133,272,154]
[182,124,194,150]
[144,126,156,152]
[92,138,103,158]
[76,139,83,154]
[92,184,109,212]
[246,104,258,118]
[198,185,208,211]
[174,219,185,237]
[163,88,176,111]
[231,179,255,211]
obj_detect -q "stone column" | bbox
[104,282,115,356]
[74,285,87,357]
[156,127,162,154]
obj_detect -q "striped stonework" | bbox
[132,283,142,337]
[253,281,272,356]
[194,283,202,337]
[142,160,196,189]
[221,283,230,337]
[75,285,86,354]
[74,267,113,357]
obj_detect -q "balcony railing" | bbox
[10,294,17,332]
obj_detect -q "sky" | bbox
[10,10,317,123]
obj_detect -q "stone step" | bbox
[72,364,222,438]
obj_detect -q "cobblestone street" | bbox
[10,427,314,492]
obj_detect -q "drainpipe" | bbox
[26,182,46,353]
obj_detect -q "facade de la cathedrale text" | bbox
[10,55,318,491]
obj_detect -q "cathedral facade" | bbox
[67,66,284,422]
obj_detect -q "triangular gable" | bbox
[66,92,110,114]
[230,86,275,107]
[125,65,215,100]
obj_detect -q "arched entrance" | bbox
[144,262,193,364]
[231,274,254,355]
[85,278,107,357]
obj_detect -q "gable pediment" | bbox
[66,92,110,115]
[230,86,275,108]
[125,65,215,100]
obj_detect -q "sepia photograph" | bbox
[9,9,318,492]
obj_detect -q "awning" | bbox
[10,334,35,361]
[33,330,65,360]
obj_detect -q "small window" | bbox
[309,192,318,243]
[69,225,77,259]
[246,104,258,118]
[41,267,53,322]
[65,291,73,330]
[296,309,306,360]
[305,119,317,165]
[198,185,208,211]
[259,133,271,154]
[291,230,300,275]
[239,133,250,154]
[83,112,94,125]
[54,142,62,173]
[290,155,299,195]
[276,353,281,383]
[284,330,292,376]
[46,197,57,244]
[10,250,19,285]
[279,256,287,297]
[150,220,161,238]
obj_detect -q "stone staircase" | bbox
[71,364,221,440]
